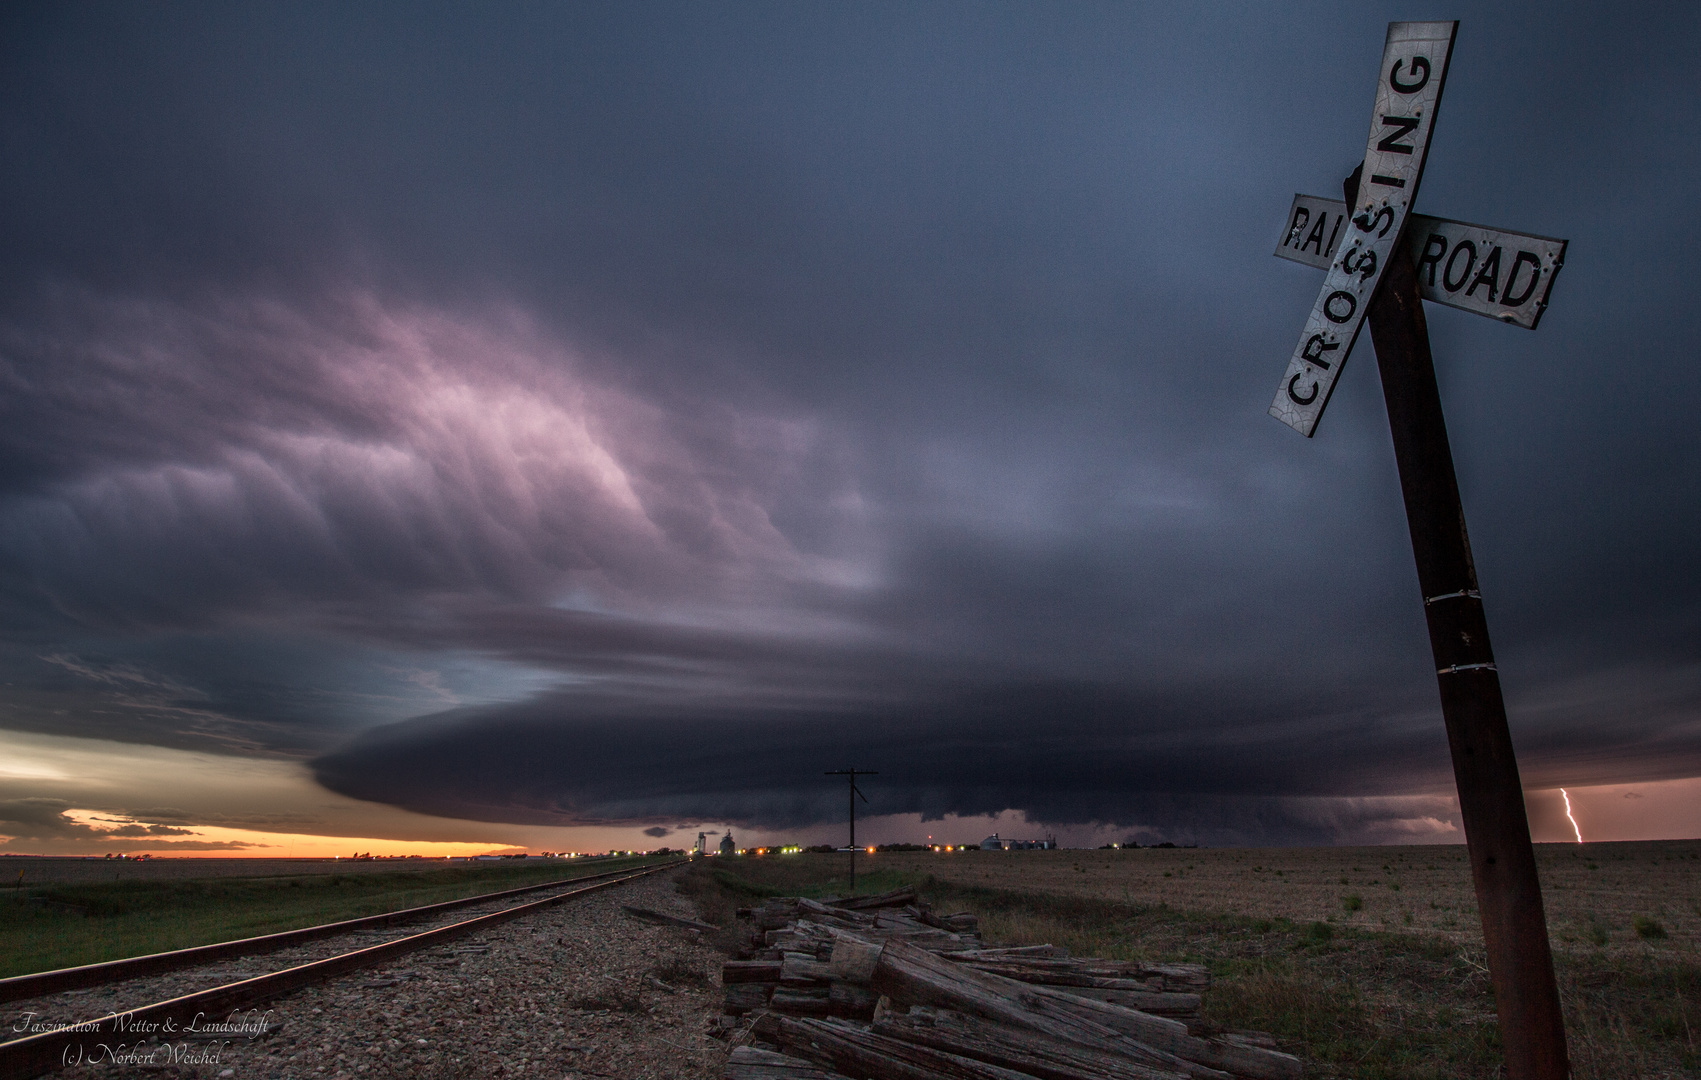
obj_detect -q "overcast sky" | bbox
[2,2,1697,853]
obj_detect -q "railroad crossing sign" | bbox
[1270,21,1458,437]
[1275,196,1566,330]
[1266,22,1570,1080]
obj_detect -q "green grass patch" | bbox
[709,868,787,898]
[0,855,663,978]
[1633,916,1668,940]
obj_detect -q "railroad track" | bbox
[0,861,671,1004]
[0,860,683,1080]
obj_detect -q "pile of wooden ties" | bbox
[719,886,1301,1080]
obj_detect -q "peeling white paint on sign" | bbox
[1270,21,1459,438]
[1276,195,1567,331]
[1406,214,1566,331]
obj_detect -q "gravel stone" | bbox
[12,868,724,1079]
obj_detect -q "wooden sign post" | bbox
[1268,22,1570,1079]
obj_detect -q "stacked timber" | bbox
[721,891,1299,1080]
[723,887,966,1020]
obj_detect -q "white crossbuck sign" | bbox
[1275,196,1565,330]
[1268,20,1568,436]
[1270,21,1459,436]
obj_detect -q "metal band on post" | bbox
[1424,589,1482,605]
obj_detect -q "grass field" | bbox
[0,854,665,980]
[677,841,1701,1080]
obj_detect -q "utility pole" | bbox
[1350,164,1568,1079]
[1263,22,1570,1077]
[825,769,876,894]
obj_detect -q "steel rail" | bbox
[1,859,679,1004]
[0,862,683,1080]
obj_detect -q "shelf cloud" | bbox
[2,3,1697,847]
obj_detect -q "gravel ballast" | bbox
[10,868,724,1080]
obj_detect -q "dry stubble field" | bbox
[689,841,1701,1080]
[872,840,1700,952]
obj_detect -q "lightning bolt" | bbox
[1560,788,1583,844]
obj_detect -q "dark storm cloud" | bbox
[310,682,1454,832]
[311,667,1701,844]
[1,3,1698,842]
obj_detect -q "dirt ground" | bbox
[861,839,1701,959]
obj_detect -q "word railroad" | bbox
[1263,21,1570,1080]
[1275,197,1565,331]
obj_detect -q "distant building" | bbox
[980,833,1056,851]
[720,831,737,856]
